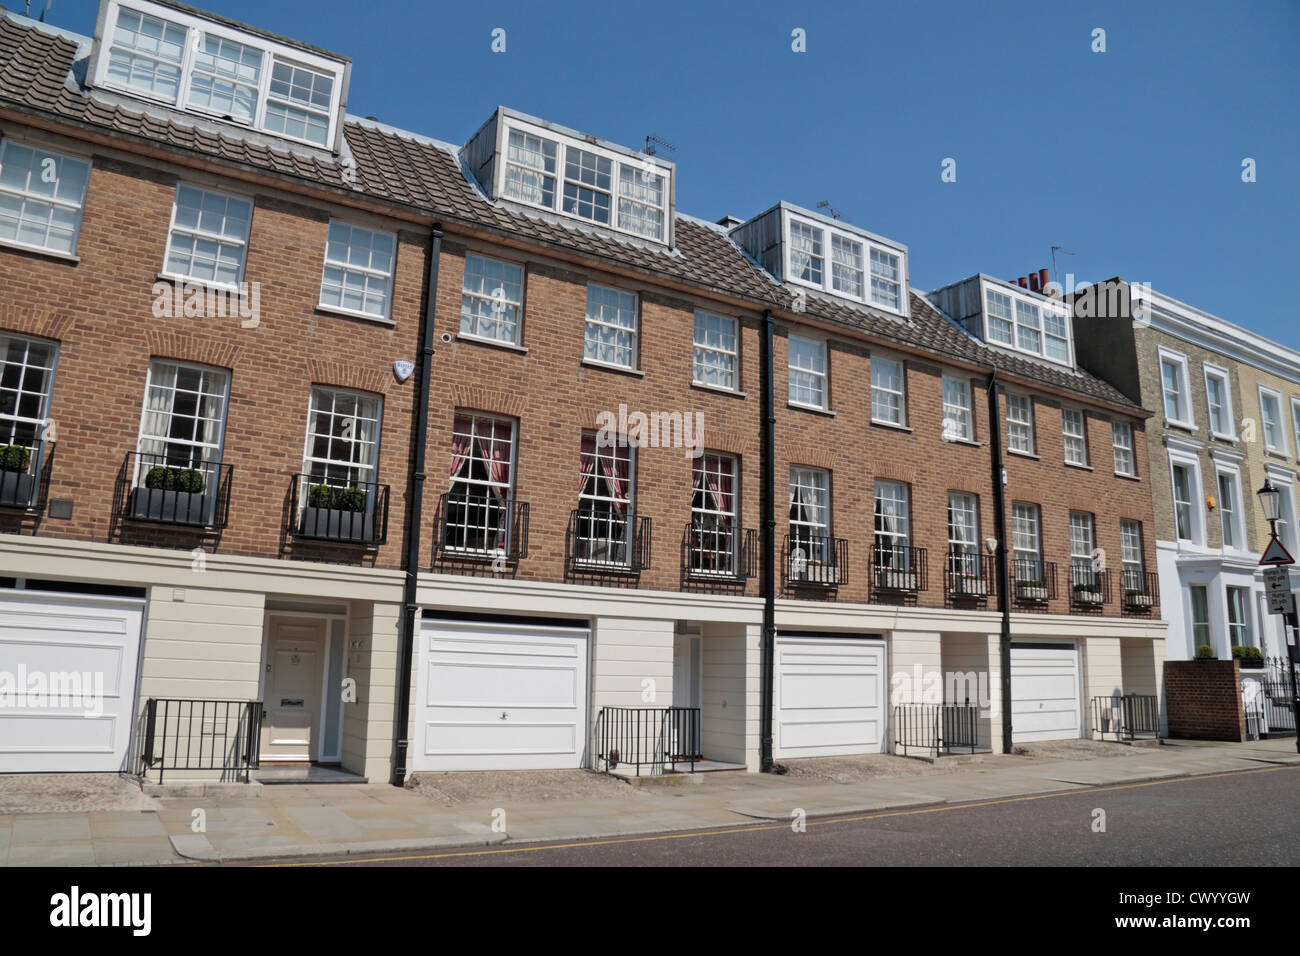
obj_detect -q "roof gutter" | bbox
[391,222,441,786]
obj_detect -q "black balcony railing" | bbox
[432,492,529,563]
[0,443,53,512]
[566,508,651,574]
[682,522,755,581]
[290,474,389,545]
[140,697,261,783]
[116,452,232,529]
[1120,569,1160,615]
[945,550,996,606]
[894,703,988,756]
[1091,695,1159,741]
[594,705,700,775]
[870,543,928,600]
[1069,566,1111,612]
[783,533,848,588]
[1010,558,1058,605]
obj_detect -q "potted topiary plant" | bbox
[1232,645,1265,669]
[0,443,34,508]
[1195,644,1216,660]
[300,481,373,542]
[1016,578,1049,602]
[129,463,210,524]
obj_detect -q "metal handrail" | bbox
[290,473,390,545]
[782,533,848,588]
[141,697,261,783]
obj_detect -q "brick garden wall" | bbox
[1164,659,1245,741]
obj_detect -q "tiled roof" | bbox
[0,11,1145,415]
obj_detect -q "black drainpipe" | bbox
[985,372,1013,754]
[392,223,442,786]
[759,309,776,772]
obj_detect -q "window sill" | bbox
[1006,448,1040,461]
[1264,448,1292,460]
[788,401,834,418]
[1114,472,1141,482]
[1209,432,1238,444]
[1165,420,1198,434]
[457,333,528,354]
[1064,461,1094,472]
[941,435,981,447]
[869,419,912,433]
[691,380,746,399]
[582,359,645,378]
[0,238,80,263]
[315,303,395,326]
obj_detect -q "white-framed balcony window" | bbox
[1203,365,1235,439]
[0,139,91,256]
[163,183,252,286]
[1259,386,1288,455]
[1227,586,1252,649]
[302,386,381,489]
[689,452,740,576]
[782,209,907,316]
[1170,459,1200,543]
[870,356,905,425]
[1120,518,1144,591]
[942,374,973,441]
[135,360,229,502]
[1159,349,1194,427]
[1006,393,1034,454]
[0,334,57,487]
[947,491,980,577]
[789,466,832,568]
[1011,501,1042,578]
[1216,469,1242,550]
[583,283,638,369]
[1062,407,1088,466]
[443,412,517,554]
[788,334,827,409]
[576,432,635,566]
[460,253,524,345]
[693,310,737,391]
[1069,511,1097,584]
[318,220,395,319]
[1112,421,1136,477]
[981,280,1069,364]
[873,479,910,567]
[96,0,345,149]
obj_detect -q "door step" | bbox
[254,765,368,784]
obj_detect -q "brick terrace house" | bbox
[0,0,1167,781]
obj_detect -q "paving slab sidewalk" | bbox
[1,738,1295,866]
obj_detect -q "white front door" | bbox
[414,619,589,771]
[774,635,887,758]
[1011,643,1082,742]
[0,591,144,772]
[260,616,327,761]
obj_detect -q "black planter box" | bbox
[300,505,374,543]
[0,470,35,509]
[128,487,211,525]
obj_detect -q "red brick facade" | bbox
[1164,660,1247,741]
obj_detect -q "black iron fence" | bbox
[566,508,651,574]
[893,703,986,756]
[946,551,995,605]
[140,698,261,783]
[1120,569,1160,615]
[116,452,233,529]
[1011,558,1058,604]
[1090,694,1159,741]
[1069,566,1111,610]
[290,473,390,545]
[870,543,928,596]
[594,705,700,775]
[0,442,53,512]
[682,522,755,580]
[432,492,529,562]
[782,533,848,588]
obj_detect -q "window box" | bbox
[949,573,989,598]
[791,560,841,587]
[1122,590,1154,610]
[1016,581,1049,603]
[0,445,35,509]
[1072,583,1104,606]
[297,482,383,544]
[874,565,918,592]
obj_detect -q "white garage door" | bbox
[1011,643,1082,742]
[0,591,145,772]
[774,635,886,758]
[414,619,589,771]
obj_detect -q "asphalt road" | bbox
[270,765,1300,868]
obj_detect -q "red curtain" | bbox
[607,448,629,514]
[579,434,596,494]
[449,416,472,479]
[710,461,733,526]
[486,420,512,489]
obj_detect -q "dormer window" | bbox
[980,279,1071,366]
[93,0,346,150]
[469,109,674,245]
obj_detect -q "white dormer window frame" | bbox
[1259,385,1289,456]
[493,116,673,245]
[978,278,1072,367]
[1202,363,1236,440]
[781,210,908,319]
[93,0,346,151]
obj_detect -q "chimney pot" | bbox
[1038,268,1050,289]
[1017,276,1028,288]
[1029,273,1040,292]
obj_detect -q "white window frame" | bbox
[162,182,252,288]
[459,252,525,346]
[782,209,908,318]
[789,466,831,540]
[1168,452,1204,545]
[870,355,905,426]
[1202,364,1236,440]
[583,283,639,370]
[301,386,382,487]
[947,491,980,574]
[1157,348,1195,429]
[689,452,740,576]
[942,374,973,442]
[1062,407,1088,467]
[1272,473,1300,556]
[134,359,230,496]
[442,412,518,555]
[1214,465,1244,552]
[1119,518,1144,591]
[0,333,58,484]
[1292,397,1300,463]
[1226,585,1253,650]
[693,310,738,392]
[1011,501,1042,576]
[979,278,1071,366]
[873,479,911,560]
[1112,420,1136,477]
[575,433,637,567]
[317,219,396,321]
[1069,511,1097,580]
[1258,385,1288,456]
[0,138,92,257]
[93,0,346,149]
[1005,392,1034,455]
[787,334,828,410]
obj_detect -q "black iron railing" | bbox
[432,492,529,562]
[566,508,651,573]
[117,452,233,529]
[140,698,261,783]
[783,533,848,588]
[0,443,53,512]
[1011,558,1058,604]
[870,543,928,598]
[1069,566,1111,611]
[682,522,755,581]
[290,473,390,545]
[1120,570,1160,615]
[945,550,995,605]
[1090,695,1159,741]
[894,703,987,756]
[594,706,700,775]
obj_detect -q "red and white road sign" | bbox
[1260,534,1295,566]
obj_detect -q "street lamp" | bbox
[1258,477,1281,530]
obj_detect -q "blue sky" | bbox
[42,0,1300,345]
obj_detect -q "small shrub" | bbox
[1232,645,1263,665]
[335,486,368,512]
[1195,644,1216,660]
[144,465,174,490]
[173,468,205,494]
[0,444,30,472]
[307,483,335,509]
